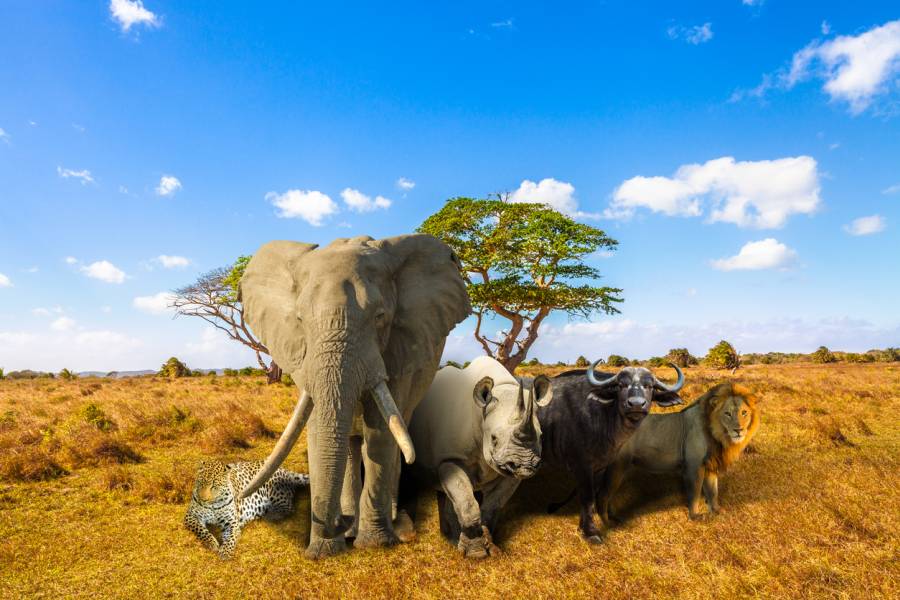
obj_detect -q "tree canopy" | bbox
[419,197,623,371]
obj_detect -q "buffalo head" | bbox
[585,361,684,425]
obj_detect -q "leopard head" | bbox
[192,460,233,507]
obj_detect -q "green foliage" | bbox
[280,372,294,386]
[158,357,190,379]
[5,370,54,379]
[574,356,590,368]
[59,369,77,381]
[222,368,238,377]
[666,348,698,368]
[811,346,837,364]
[647,356,667,367]
[418,197,623,369]
[444,360,463,369]
[221,255,252,303]
[607,355,628,367]
[705,341,740,370]
[0,368,4,380]
[80,403,116,432]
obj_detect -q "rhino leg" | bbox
[479,476,520,537]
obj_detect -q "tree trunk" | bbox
[266,360,283,385]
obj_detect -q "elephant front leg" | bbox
[353,401,402,549]
[305,410,350,559]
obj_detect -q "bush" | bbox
[607,355,628,367]
[80,402,116,432]
[59,368,77,381]
[0,368,4,379]
[811,346,837,364]
[222,368,238,377]
[444,360,463,369]
[280,372,294,386]
[574,356,590,368]
[6,370,54,380]
[666,348,698,368]
[158,357,190,378]
[705,340,740,370]
[647,356,667,368]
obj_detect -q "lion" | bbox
[596,382,760,521]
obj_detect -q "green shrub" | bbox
[666,348,698,367]
[607,355,628,367]
[80,403,116,432]
[158,357,190,378]
[705,340,740,370]
[280,372,295,386]
[647,356,667,367]
[811,346,837,364]
[574,356,590,368]
[59,368,77,381]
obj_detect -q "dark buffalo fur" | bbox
[537,368,682,542]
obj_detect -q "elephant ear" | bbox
[238,240,318,375]
[375,234,471,377]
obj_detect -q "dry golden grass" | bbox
[0,364,898,599]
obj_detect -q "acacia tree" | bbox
[171,256,283,384]
[419,197,623,372]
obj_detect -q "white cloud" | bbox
[742,0,763,5]
[491,19,514,30]
[777,19,900,114]
[182,327,259,369]
[667,23,713,45]
[882,183,900,195]
[267,189,338,226]
[156,254,190,268]
[133,292,176,315]
[32,306,63,317]
[0,273,11,288]
[341,188,392,213]
[155,175,181,196]
[101,306,112,313]
[50,317,77,332]
[711,238,798,271]
[24,266,38,273]
[57,166,94,185]
[608,156,821,228]
[396,177,416,191]
[844,214,886,236]
[0,327,145,372]
[821,21,832,35]
[507,178,599,218]
[65,256,78,265]
[109,0,160,32]
[0,127,9,144]
[80,260,126,284]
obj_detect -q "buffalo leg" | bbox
[596,465,625,526]
[574,465,602,543]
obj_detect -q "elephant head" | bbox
[238,234,469,558]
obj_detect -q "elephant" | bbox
[237,234,470,559]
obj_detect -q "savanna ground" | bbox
[0,363,897,599]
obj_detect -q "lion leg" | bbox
[703,471,723,514]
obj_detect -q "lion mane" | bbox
[699,382,760,474]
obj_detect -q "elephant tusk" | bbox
[241,389,313,499]
[371,380,416,465]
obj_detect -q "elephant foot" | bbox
[457,526,501,559]
[393,510,416,543]
[304,537,348,560]
[336,514,358,539]
[353,528,400,549]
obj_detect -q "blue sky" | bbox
[1,1,898,371]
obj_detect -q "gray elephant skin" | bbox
[237,234,470,559]
[405,356,552,558]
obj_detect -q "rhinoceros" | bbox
[403,356,552,558]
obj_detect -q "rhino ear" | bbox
[374,235,471,376]
[473,376,494,408]
[239,240,318,375]
[532,375,553,407]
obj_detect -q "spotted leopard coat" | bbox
[183,460,309,558]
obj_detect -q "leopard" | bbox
[183,459,309,559]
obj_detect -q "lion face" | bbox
[715,395,754,444]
